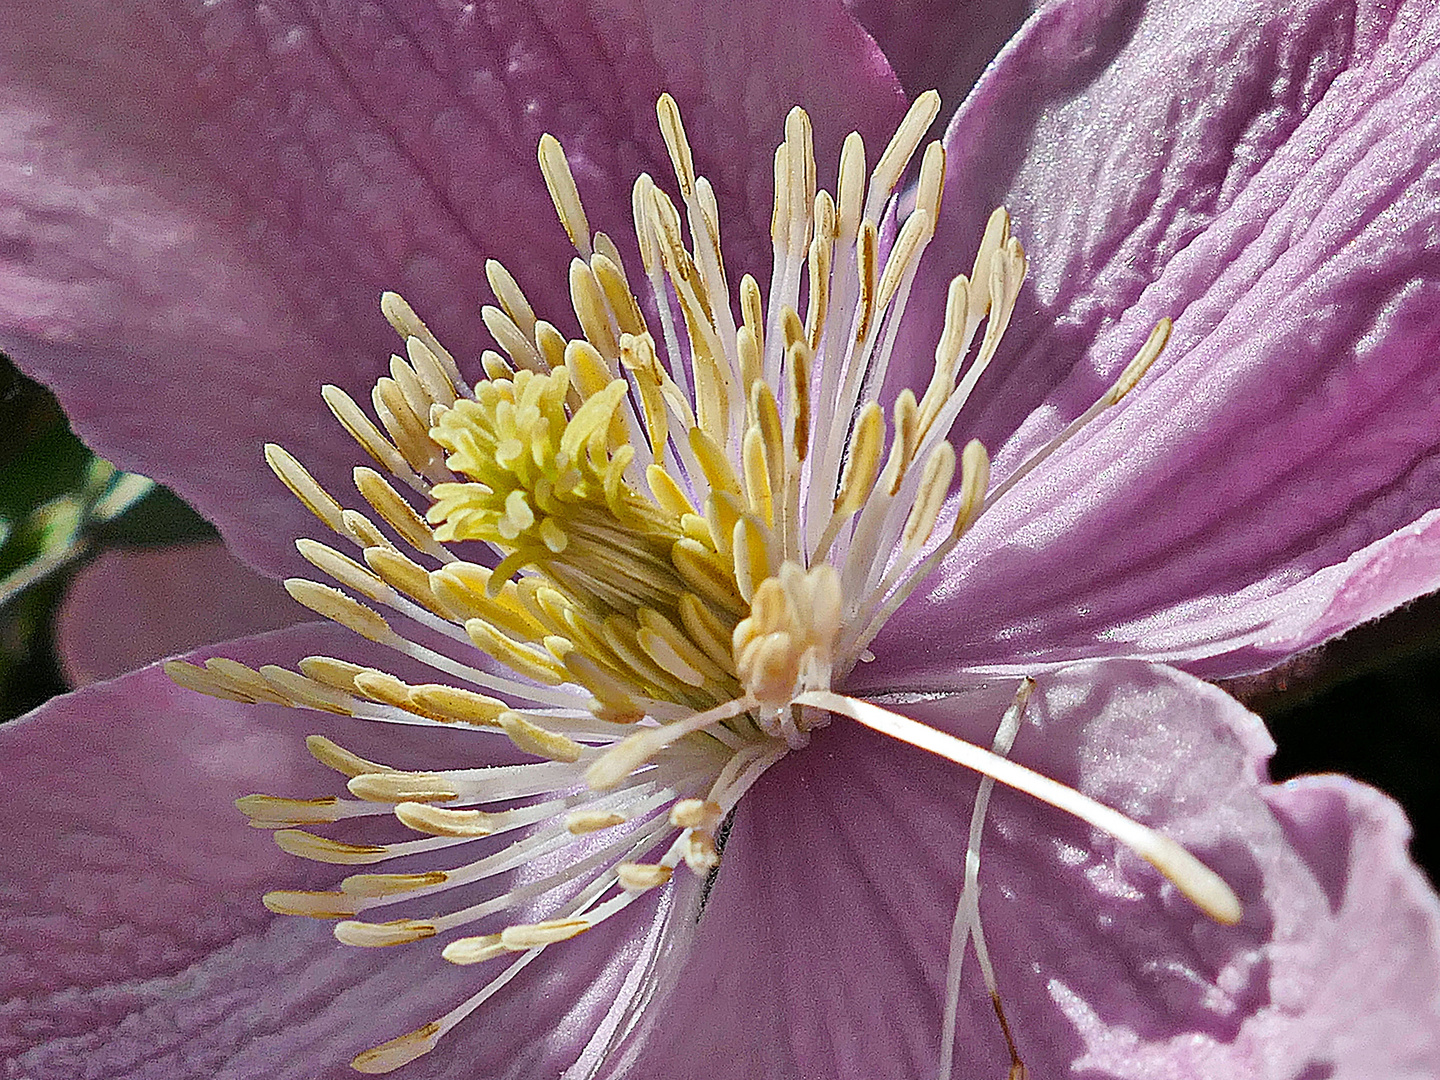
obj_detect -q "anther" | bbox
[618,862,674,891]
[537,133,592,258]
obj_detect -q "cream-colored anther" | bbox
[486,259,537,339]
[406,683,508,726]
[380,292,464,393]
[740,273,765,359]
[351,1022,442,1075]
[834,402,886,516]
[498,712,585,763]
[262,889,360,918]
[372,377,436,475]
[953,439,991,539]
[569,259,619,360]
[683,831,720,872]
[305,733,394,777]
[854,220,878,344]
[1103,318,1172,405]
[285,579,393,643]
[321,385,418,485]
[389,353,432,420]
[274,830,388,865]
[592,253,647,337]
[352,669,425,715]
[481,349,514,381]
[340,871,449,899]
[876,209,931,314]
[836,130,866,245]
[631,173,660,274]
[669,798,723,831]
[406,337,456,408]
[202,658,290,705]
[900,441,956,549]
[501,918,590,950]
[806,192,836,350]
[347,771,459,804]
[566,809,627,834]
[482,304,546,374]
[394,801,498,837]
[236,794,345,827]
[466,619,570,685]
[334,918,437,947]
[352,469,437,558]
[265,444,346,534]
[163,660,252,703]
[916,140,946,220]
[299,656,368,693]
[258,666,356,715]
[341,509,394,554]
[297,539,390,603]
[656,92,697,200]
[363,545,439,610]
[441,934,508,966]
[868,89,941,218]
[538,133,592,257]
[617,862,674,891]
[534,319,569,373]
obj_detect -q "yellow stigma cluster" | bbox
[166,89,1202,1076]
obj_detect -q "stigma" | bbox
[167,90,1230,1075]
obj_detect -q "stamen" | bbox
[537,134,592,258]
[800,691,1242,925]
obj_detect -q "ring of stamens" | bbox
[170,89,1233,1077]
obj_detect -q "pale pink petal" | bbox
[875,0,1440,681]
[630,660,1440,1079]
[56,541,304,686]
[0,0,902,577]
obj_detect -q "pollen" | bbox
[177,89,1229,1078]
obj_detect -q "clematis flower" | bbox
[2,3,1440,1080]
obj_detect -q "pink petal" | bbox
[0,0,903,578]
[56,541,304,686]
[1,622,676,1078]
[876,0,1440,681]
[633,661,1440,1078]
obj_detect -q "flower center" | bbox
[168,90,1224,1076]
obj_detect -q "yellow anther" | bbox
[617,863,673,891]
[500,918,590,950]
[537,133,592,257]
[566,809,627,834]
[347,771,459,804]
[340,871,449,899]
[1104,318,1172,405]
[274,830,389,865]
[486,259,537,339]
[235,794,345,828]
[262,890,360,918]
[656,92,697,200]
[305,733,393,777]
[297,538,387,601]
[394,802,498,837]
[285,579,393,643]
[498,712,585,763]
[351,1022,442,1075]
[265,444,345,534]
[406,683,508,726]
[334,919,438,947]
